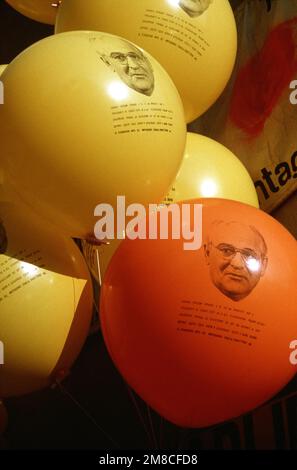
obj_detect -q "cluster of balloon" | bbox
[0,401,7,437]
[0,30,186,239]
[0,202,93,397]
[55,0,237,123]
[100,198,297,428]
[5,0,58,24]
[5,0,292,434]
[83,133,259,284]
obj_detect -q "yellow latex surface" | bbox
[0,203,93,397]
[164,133,259,207]
[55,0,237,122]
[6,0,58,25]
[0,31,186,238]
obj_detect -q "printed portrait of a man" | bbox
[179,0,213,18]
[204,221,268,301]
[98,37,155,96]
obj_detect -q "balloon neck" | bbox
[85,234,110,247]
[54,368,70,384]
[51,1,62,9]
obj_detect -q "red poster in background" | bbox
[190,0,297,213]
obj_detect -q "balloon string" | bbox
[146,404,158,449]
[55,381,120,448]
[201,385,297,437]
[159,416,164,448]
[124,384,154,448]
[96,248,102,287]
[177,427,188,450]
[89,292,100,335]
[92,296,99,316]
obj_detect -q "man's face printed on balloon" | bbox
[179,0,213,18]
[99,38,155,96]
[204,221,268,301]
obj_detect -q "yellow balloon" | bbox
[82,133,259,284]
[0,202,93,397]
[55,0,237,123]
[163,132,259,207]
[5,0,58,24]
[0,65,8,76]
[0,401,7,436]
[0,31,186,239]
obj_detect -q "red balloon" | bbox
[100,198,297,427]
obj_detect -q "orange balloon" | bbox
[100,198,297,427]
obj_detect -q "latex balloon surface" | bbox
[83,132,259,284]
[6,0,58,24]
[0,203,93,397]
[0,31,186,239]
[100,198,297,427]
[163,133,259,207]
[0,65,8,76]
[55,0,237,122]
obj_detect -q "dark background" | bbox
[0,0,297,451]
